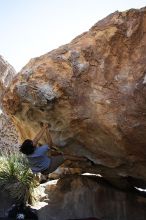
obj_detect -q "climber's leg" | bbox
[41,154,87,175]
[63,154,87,162]
[41,155,64,175]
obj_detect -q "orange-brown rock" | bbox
[36,175,146,220]
[2,8,146,187]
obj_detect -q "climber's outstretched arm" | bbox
[45,128,53,147]
[33,124,48,146]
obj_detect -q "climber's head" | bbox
[19,139,35,155]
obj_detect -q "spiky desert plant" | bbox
[0,151,38,204]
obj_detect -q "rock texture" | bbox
[0,113,19,153]
[36,175,146,220]
[2,8,146,187]
[0,55,16,98]
[0,56,19,153]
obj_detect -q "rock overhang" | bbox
[2,7,146,188]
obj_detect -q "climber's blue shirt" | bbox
[27,145,51,174]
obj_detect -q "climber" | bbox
[19,124,86,176]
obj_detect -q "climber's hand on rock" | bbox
[43,123,48,129]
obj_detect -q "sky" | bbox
[0,0,146,72]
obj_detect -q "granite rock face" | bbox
[36,175,146,220]
[2,8,146,187]
[0,56,19,153]
[0,56,16,98]
[0,113,19,153]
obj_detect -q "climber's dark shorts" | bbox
[41,154,64,175]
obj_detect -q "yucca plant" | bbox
[0,151,38,204]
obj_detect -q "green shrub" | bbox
[0,152,38,204]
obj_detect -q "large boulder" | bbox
[2,8,146,187]
[36,175,146,220]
